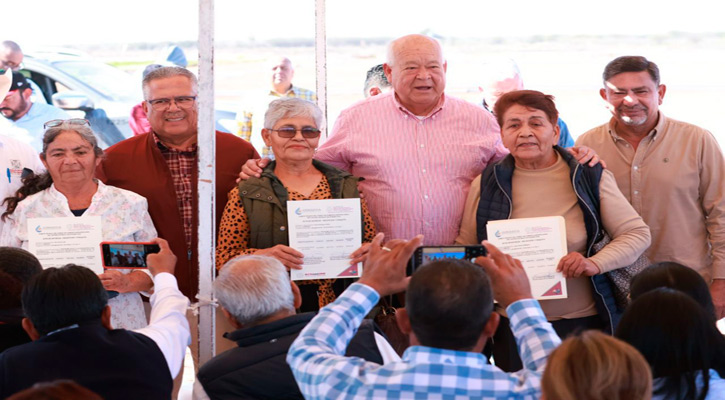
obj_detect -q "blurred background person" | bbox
[478,57,574,147]
[541,330,652,400]
[0,72,69,151]
[363,64,392,98]
[217,97,375,312]
[0,120,157,330]
[616,289,725,400]
[236,56,317,157]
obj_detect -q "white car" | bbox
[21,50,235,148]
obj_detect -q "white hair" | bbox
[214,255,294,325]
[263,97,325,131]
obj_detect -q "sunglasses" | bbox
[43,118,91,129]
[268,127,321,139]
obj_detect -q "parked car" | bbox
[20,50,236,148]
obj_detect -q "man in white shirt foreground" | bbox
[0,238,190,400]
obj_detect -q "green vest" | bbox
[239,160,364,249]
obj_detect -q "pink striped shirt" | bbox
[316,91,508,245]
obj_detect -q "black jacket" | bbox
[197,313,385,400]
[0,319,172,399]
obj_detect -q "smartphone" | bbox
[408,245,487,275]
[100,242,160,269]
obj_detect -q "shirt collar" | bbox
[392,91,446,119]
[153,132,197,153]
[402,345,489,368]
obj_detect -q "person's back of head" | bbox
[22,265,108,336]
[616,288,725,400]
[364,64,391,98]
[630,262,715,320]
[542,330,652,400]
[0,247,42,285]
[215,255,296,327]
[405,259,494,351]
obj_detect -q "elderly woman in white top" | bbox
[0,119,157,330]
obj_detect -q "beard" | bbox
[0,98,28,121]
[616,105,649,126]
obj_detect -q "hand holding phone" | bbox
[101,242,161,269]
[408,245,488,275]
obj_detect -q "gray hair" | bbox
[364,64,391,97]
[141,66,198,100]
[42,122,103,159]
[214,255,295,325]
[263,97,325,131]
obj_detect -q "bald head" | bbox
[271,57,294,94]
[383,34,447,116]
[386,34,444,67]
[1,41,23,71]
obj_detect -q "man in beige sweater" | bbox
[575,56,725,318]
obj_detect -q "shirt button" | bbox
[633,166,639,170]
[255,193,261,198]
[634,190,640,195]
[422,169,426,173]
[241,190,247,195]
[424,195,429,199]
[420,144,425,148]
[280,226,286,231]
[267,196,273,200]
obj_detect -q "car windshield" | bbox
[51,60,139,102]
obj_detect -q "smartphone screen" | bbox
[421,246,467,263]
[102,243,160,269]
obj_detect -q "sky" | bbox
[2,0,722,47]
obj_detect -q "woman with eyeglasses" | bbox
[216,98,376,311]
[0,119,157,330]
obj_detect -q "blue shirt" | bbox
[287,283,561,399]
[557,118,575,147]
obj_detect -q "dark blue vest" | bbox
[475,146,620,332]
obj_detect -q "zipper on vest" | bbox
[493,166,513,219]
[188,249,192,261]
[572,164,613,334]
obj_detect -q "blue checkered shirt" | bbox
[287,283,561,399]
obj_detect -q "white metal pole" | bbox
[197,0,216,365]
[315,0,327,138]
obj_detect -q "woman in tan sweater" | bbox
[456,90,651,371]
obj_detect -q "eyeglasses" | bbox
[43,118,91,129]
[146,96,197,111]
[268,127,321,139]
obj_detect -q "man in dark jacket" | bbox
[194,255,397,400]
[0,239,190,400]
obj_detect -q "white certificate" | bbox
[486,216,568,300]
[27,216,104,274]
[287,198,362,281]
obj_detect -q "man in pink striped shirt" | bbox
[243,34,596,245]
